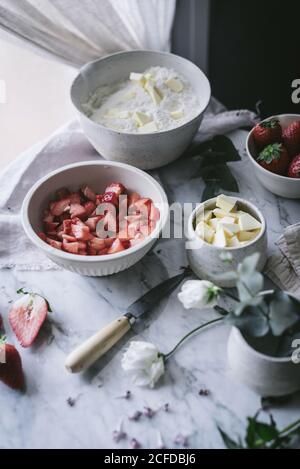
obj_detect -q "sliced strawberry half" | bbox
[82,185,96,201]
[9,292,50,348]
[0,338,25,390]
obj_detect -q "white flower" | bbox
[177,280,220,310]
[121,341,164,388]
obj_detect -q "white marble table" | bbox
[1,130,300,449]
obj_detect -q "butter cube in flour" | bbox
[170,109,185,120]
[216,194,237,213]
[228,236,240,247]
[130,72,146,87]
[133,111,152,127]
[196,221,215,243]
[213,208,237,219]
[222,223,240,238]
[165,77,184,92]
[144,81,163,105]
[209,218,220,230]
[238,213,261,231]
[138,121,158,133]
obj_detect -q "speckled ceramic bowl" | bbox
[22,161,169,276]
[246,114,300,198]
[70,50,211,170]
[186,196,267,287]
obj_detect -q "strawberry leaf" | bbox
[257,143,282,164]
[260,118,279,129]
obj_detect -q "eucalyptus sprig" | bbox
[218,253,300,343]
[183,135,241,201]
[219,411,300,449]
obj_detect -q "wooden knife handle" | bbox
[65,316,131,373]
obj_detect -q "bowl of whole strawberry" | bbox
[22,161,169,276]
[246,114,300,198]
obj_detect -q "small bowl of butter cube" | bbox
[187,194,267,287]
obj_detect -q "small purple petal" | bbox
[112,430,127,443]
[130,438,141,449]
[174,433,189,447]
[163,403,170,412]
[128,410,142,421]
[143,406,155,418]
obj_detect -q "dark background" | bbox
[173,0,300,118]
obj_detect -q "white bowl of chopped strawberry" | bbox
[246,114,300,198]
[22,161,168,276]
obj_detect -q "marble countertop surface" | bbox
[1,130,300,449]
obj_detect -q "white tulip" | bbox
[177,280,220,310]
[121,341,164,388]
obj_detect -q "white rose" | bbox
[177,280,220,310]
[121,341,164,388]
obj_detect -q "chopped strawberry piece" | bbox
[46,238,62,250]
[62,241,79,254]
[69,192,81,204]
[89,237,106,251]
[119,239,131,249]
[82,185,96,201]
[85,216,102,231]
[128,192,141,206]
[62,234,77,242]
[98,248,109,255]
[62,219,72,234]
[104,237,116,248]
[87,245,97,255]
[97,192,119,207]
[50,198,70,216]
[9,292,49,348]
[128,220,141,238]
[129,198,151,218]
[44,221,59,232]
[71,223,90,241]
[150,204,160,221]
[84,201,96,216]
[105,182,125,196]
[38,232,47,242]
[69,203,86,219]
[96,211,117,238]
[107,238,125,254]
[43,210,54,223]
[56,187,70,200]
[149,220,157,233]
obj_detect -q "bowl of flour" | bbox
[71,50,211,170]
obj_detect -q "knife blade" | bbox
[65,267,192,373]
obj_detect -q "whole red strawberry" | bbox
[257,143,289,175]
[283,121,300,157]
[9,289,51,348]
[0,337,25,390]
[252,118,282,151]
[288,154,300,178]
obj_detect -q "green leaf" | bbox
[217,164,239,192]
[217,427,241,449]
[201,181,220,201]
[236,272,264,301]
[17,288,29,295]
[233,295,264,316]
[226,307,269,337]
[269,291,300,336]
[246,417,279,448]
[238,252,260,276]
[210,135,241,162]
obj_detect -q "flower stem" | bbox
[164,317,224,360]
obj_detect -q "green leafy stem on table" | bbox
[219,410,300,449]
[183,135,241,201]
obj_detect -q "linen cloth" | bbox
[0,100,257,271]
[0,0,176,66]
[265,223,300,299]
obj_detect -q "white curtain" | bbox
[0,0,176,67]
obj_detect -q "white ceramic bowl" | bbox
[228,325,300,396]
[186,197,267,287]
[21,161,169,276]
[70,50,211,170]
[246,114,300,198]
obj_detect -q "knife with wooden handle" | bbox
[65,268,191,373]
